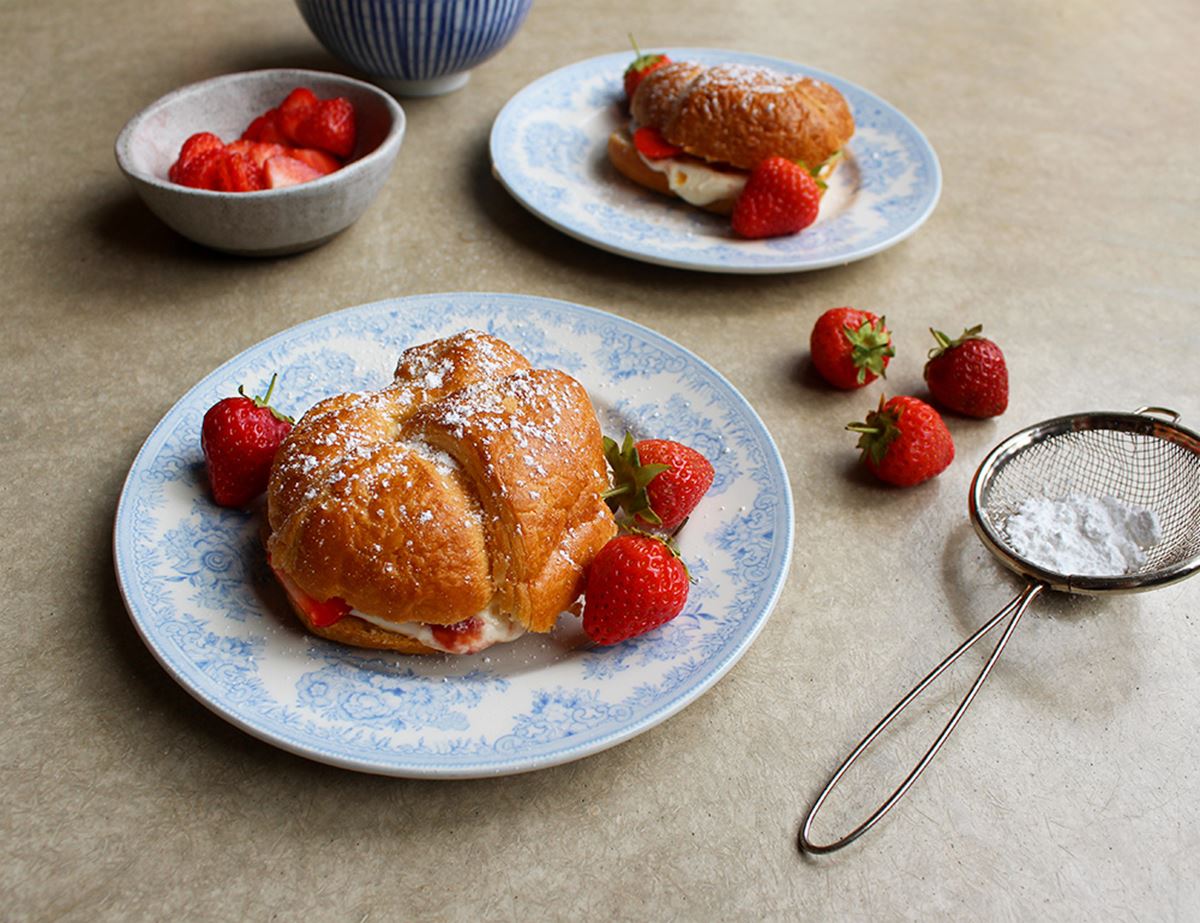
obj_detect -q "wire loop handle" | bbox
[1133,406,1181,424]
[799,583,1044,854]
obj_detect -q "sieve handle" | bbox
[799,582,1044,855]
[1134,406,1180,423]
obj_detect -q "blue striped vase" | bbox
[295,0,533,96]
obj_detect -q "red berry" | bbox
[731,156,822,239]
[847,395,954,487]
[294,97,357,159]
[171,146,225,190]
[582,534,690,645]
[430,617,486,654]
[201,374,294,507]
[924,325,1009,418]
[270,561,349,628]
[226,139,287,169]
[212,150,265,192]
[632,126,682,160]
[242,110,287,145]
[276,87,319,144]
[623,41,671,101]
[603,434,713,531]
[288,147,342,175]
[810,307,895,389]
[168,132,225,185]
[633,439,715,531]
[263,153,323,189]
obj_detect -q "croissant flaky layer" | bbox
[266,330,617,652]
[630,61,855,172]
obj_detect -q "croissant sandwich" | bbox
[265,330,618,655]
[608,61,855,215]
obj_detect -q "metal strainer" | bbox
[800,407,1200,854]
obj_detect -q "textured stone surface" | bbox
[2,0,1198,919]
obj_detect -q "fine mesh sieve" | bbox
[800,407,1200,854]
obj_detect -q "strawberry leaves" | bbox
[601,432,670,524]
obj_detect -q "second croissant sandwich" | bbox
[265,330,617,655]
[608,60,855,215]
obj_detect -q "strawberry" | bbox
[732,156,823,239]
[201,373,294,507]
[226,139,288,169]
[604,436,714,531]
[294,97,357,159]
[276,87,319,143]
[263,153,323,189]
[168,131,225,185]
[430,616,485,654]
[847,395,954,487]
[212,150,265,192]
[242,110,287,145]
[171,147,225,190]
[582,534,690,645]
[632,126,682,160]
[288,147,342,175]
[623,37,670,102]
[924,325,1009,418]
[270,562,349,628]
[810,307,895,389]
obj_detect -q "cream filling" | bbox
[348,606,526,655]
[637,150,747,206]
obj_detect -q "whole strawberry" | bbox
[583,533,690,645]
[810,307,894,389]
[924,325,1009,418]
[731,156,822,239]
[201,374,294,507]
[603,434,714,531]
[623,37,671,102]
[847,395,954,487]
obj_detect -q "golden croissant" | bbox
[608,60,855,214]
[265,330,617,655]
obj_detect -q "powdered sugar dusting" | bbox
[1004,495,1163,577]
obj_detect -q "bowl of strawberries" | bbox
[115,68,405,256]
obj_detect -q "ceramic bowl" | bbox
[115,69,406,256]
[294,0,533,97]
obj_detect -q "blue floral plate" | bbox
[114,294,794,777]
[490,48,941,273]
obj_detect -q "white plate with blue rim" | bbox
[113,293,794,777]
[490,48,941,274]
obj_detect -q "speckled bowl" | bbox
[115,69,405,256]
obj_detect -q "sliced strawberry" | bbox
[277,87,319,144]
[430,617,485,653]
[213,150,265,192]
[263,153,323,189]
[172,147,225,190]
[302,594,351,628]
[288,147,342,175]
[294,97,356,159]
[169,132,225,185]
[633,126,682,160]
[227,139,288,169]
[269,562,350,628]
[242,110,287,144]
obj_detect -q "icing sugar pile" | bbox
[1003,495,1163,577]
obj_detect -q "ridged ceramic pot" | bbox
[295,0,533,96]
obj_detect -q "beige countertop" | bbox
[3,0,1198,919]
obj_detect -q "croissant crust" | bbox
[630,61,855,172]
[266,330,617,649]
